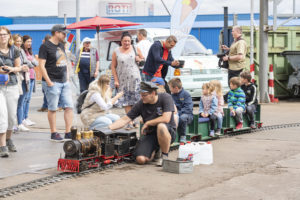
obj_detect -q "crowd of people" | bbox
[0,24,257,170]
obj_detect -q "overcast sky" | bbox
[0,0,298,17]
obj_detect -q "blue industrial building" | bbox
[0,14,299,55]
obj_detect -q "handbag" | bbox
[0,58,9,85]
[132,45,145,67]
[0,74,9,85]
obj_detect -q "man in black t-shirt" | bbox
[109,82,177,166]
[38,24,73,142]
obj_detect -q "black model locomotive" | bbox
[57,128,137,172]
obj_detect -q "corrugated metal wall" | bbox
[199,28,222,54]
[10,28,222,55]
[3,14,261,55]
[10,30,98,55]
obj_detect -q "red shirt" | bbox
[153,42,169,77]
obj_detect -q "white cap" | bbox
[82,37,91,43]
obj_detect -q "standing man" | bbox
[75,38,100,92]
[221,26,247,86]
[38,24,73,141]
[136,29,152,81]
[143,35,180,89]
[109,82,177,166]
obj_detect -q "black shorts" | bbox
[135,124,176,158]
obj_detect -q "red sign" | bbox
[67,33,74,43]
[106,3,132,15]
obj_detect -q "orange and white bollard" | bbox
[268,64,279,103]
[250,64,255,83]
[268,64,275,102]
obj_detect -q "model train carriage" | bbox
[173,104,262,142]
[57,129,137,173]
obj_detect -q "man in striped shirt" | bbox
[75,38,99,92]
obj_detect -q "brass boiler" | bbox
[63,130,100,157]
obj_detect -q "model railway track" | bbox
[1,122,300,198]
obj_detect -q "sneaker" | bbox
[50,132,64,142]
[0,146,9,158]
[64,132,72,140]
[18,124,30,132]
[13,125,18,133]
[23,119,35,126]
[215,129,221,136]
[6,139,17,152]
[180,136,187,143]
[156,154,168,167]
[153,148,162,161]
[209,130,215,137]
[250,123,256,129]
[37,107,48,112]
[236,122,243,130]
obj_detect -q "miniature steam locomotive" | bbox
[57,128,137,172]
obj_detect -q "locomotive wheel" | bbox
[79,161,88,172]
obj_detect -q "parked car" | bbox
[83,28,229,97]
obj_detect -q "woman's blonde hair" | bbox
[12,34,22,43]
[0,26,13,47]
[210,80,223,96]
[97,74,111,102]
[202,82,215,95]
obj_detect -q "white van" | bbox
[84,28,228,98]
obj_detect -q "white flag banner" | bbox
[170,0,202,59]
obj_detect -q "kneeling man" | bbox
[109,82,177,166]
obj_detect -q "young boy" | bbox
[240,71,258,129]
[227,77,246,129]
[168,78,193,143]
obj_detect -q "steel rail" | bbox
[1,123,300,198]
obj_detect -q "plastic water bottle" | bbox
[178,142,188,160]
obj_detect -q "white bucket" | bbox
[192,142,213,165]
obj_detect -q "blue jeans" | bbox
[17,80,29,125]
[89,114,120,130]
[42,81,73,111]
[78,72,95,93]
[42,87,48,109]
[177,114,193,137]
[216,113,223,129]
[23,79,34,119]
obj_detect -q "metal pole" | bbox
[223,7,228,49]
[161,0,171,16]
[64,14,67,26]
[273,0,278,31]
[76,0,80,53]
[233,13,238,26]
[259,0,270,103]
[250,0,254,66]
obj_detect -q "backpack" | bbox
[76,90,95,114]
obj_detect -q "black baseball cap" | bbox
[140,81,158,93]
[51,24,70,34]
